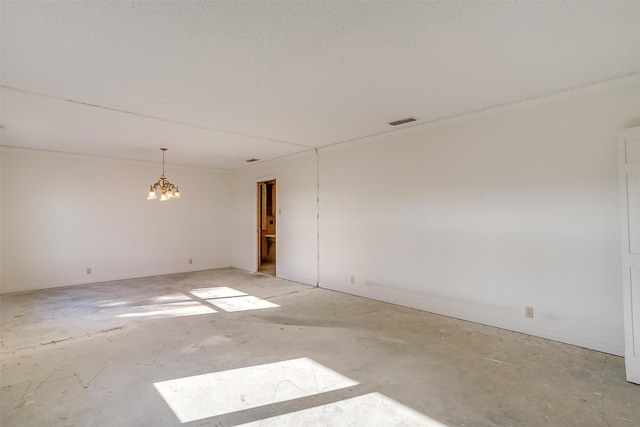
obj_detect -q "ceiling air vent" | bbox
[246,158,260,163]
[388,117,417,126]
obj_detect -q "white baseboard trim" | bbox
[1,265,232,294]
[319,281,624,357]
[277,273,317,287]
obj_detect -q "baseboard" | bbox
[0,265,232,294]
[277,272,317,287]
[319,281,624,357]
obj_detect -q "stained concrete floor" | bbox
[1,268,639,427]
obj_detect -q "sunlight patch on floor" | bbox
[237,392,447,427]
[190,287,248,299]
[111,287,278,319]
[206,295,279,312]
[98,300,132,307]
[153,357,358,423]
[153,293,191,302]
[116,301,217,318]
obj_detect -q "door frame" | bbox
[618,126,640,384]
[256,177,277,273]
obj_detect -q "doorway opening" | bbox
[257,180,276,276]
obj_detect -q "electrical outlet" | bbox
[86,268,92,275]
[525,306,534,318]
[350,276,355,284]
[189,259,193,265]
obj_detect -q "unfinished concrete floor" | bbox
[1,268,639,426]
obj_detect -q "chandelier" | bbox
[147,148,181,201]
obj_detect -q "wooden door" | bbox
[618,126,640,384]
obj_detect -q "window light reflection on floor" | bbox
[112,287,278,319]
[153,293,192,302]
[236,392,447,427]
[116,301,217,318]
[153,357,358,423]
[98,300,132,307]
[206,295,279,312]
[190,286,248,299]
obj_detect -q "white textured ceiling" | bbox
[1,1,639,170]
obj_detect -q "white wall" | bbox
[0,148,232,293]
[0,146,3,288]
[231,153,318,285]
[3,77,638,356]
[318,77,640,356]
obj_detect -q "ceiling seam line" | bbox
[0,145,235,172]
[0,84,316,150]
[317,72,640,153]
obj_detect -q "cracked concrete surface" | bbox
[1,268,639,426]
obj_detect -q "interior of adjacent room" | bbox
[258,179,277,276]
